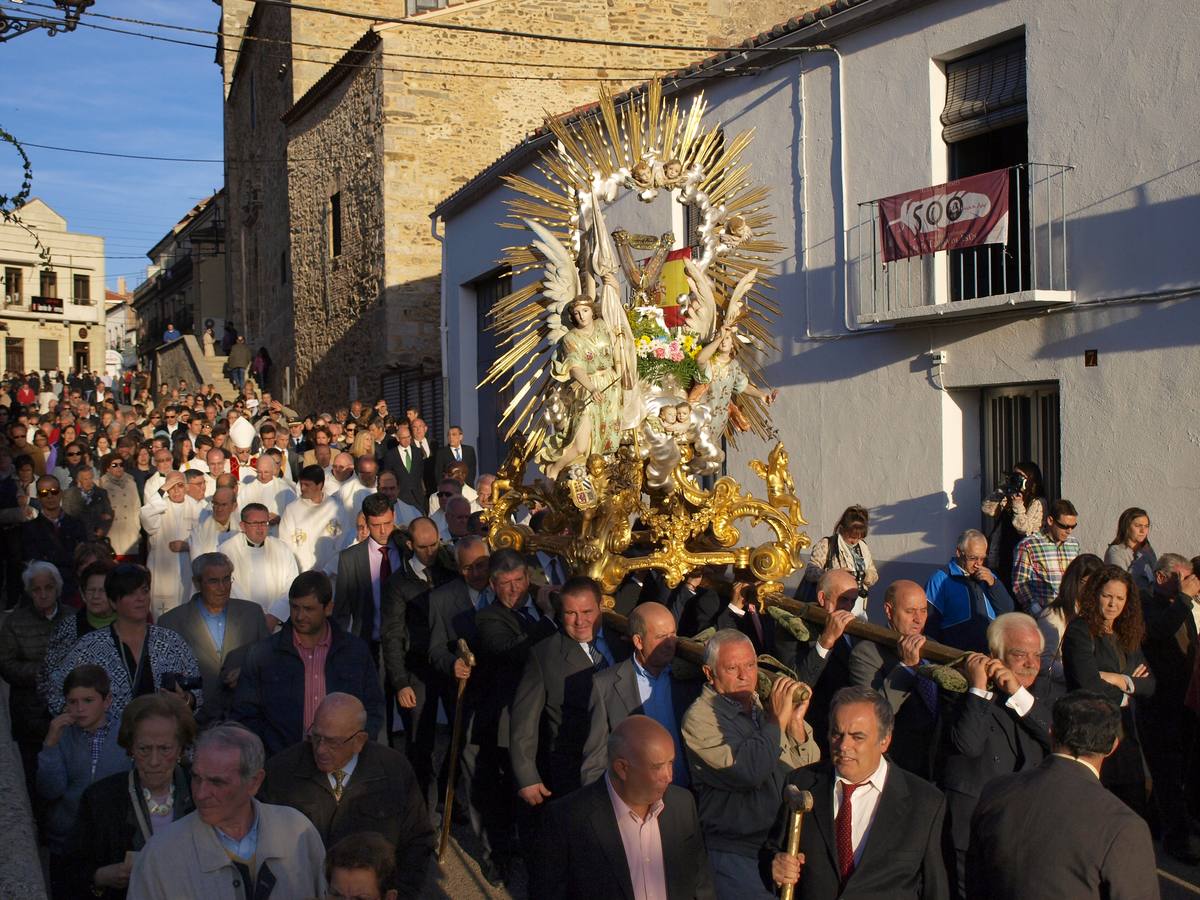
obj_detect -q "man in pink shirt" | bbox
[532,716,715,899]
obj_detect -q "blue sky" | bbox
[0,0,224,290]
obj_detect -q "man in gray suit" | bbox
[158,551,269,724]
[581,601,699,786]
[848,580,938,777]
[967,690,1159,899]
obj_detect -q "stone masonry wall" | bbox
[240,0,821,413]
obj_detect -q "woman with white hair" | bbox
[0,560,70,788]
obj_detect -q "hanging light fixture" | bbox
[0,0,95,43]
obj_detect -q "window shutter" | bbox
[941,39,1026,143]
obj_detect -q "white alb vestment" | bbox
[278,496,351,576]
[192,506,240,557]
[139,494,202,617]
[218,531,300,616]
[239,477,296,523]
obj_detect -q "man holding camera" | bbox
[925,529,1014,653]
[1011,500,1080,615]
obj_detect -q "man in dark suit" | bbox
[665,570,721,638]
[21,475,87,597]
[378,516,455,801]
[1139,553,1200,863]
[410,417,438,496]
[433,425,476,488]
[380,423,426,513]
[333,493,404,655]
[473,549,558,883]
[715,576,778,656]
[848,580,939,778]
[158,551,269,724]
[581,601,699,786]
[967,690,1158,899]
[793,568,860,754]
[260,693,435,898]
[938,612,1053,898]
[765,685,949,900]
[533,715,716,900]
[510,575,631,810]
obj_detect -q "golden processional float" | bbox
[477,79,970,679]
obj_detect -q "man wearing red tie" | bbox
[764,686,948,899]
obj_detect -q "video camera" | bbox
[997,470,1028,497]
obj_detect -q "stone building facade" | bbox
[0,199,106,376]
[218,0,812,412]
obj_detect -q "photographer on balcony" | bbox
[981,461,1045,591]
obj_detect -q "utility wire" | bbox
[10,0,685,74]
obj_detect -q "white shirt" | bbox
[428,483,478,513]
[394,499,423,527]
[239,477,296,523]
[192,507,239,556]
[967,684,1036,717]
[220,532,300,616]
[833,757,890,869]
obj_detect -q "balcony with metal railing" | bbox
[848,163,1075,325]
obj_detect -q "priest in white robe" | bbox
[336,455,379,522]
[219,502,300,618]
[192,486,240,556]
[139,471,201,618]
[278,465,352,577]
[238,454,295,529]
[323,451,357,499]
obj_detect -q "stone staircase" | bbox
[197,350,240,395]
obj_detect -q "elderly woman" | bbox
[1062,564,1155,816]
[50,564,203,723]
[68,694,197,899]
[100,452,142,559]
[0,560,70,787]
[37,664,130,896]
[800,505,879,611]
[39,559,117,705]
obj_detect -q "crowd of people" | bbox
[0,367,1188,899]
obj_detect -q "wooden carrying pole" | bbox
[767,595,966,665]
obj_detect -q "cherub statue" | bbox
[749,443,804,528]
[719,214,753,251]
[659,158,685,189]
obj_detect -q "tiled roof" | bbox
[432,0,883,218]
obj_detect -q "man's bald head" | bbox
[817,568,859,613]
[314,692,368,732]
[884,580,928,636]
[215,472,239,491]
[407,517,441,567]
[608,715,675,809]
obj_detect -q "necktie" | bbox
[332,769,346,802]
[402,447,410,471]
[588,641,609,671]
[747,602,766,649]
[517,604,538,626]
[836,781,862,883]
[917,674,940,716]
[454,447,461,461]
[378,545,392,587]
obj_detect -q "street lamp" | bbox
[0,0,95,43]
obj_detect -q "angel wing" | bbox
[683,257,717,341]
[479,219,582,443]
[526,218,581,344]
[721,267,758,331]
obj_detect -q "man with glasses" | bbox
[261,693,434,897]
[1012,499,1081,615]
[232,573,383,757]
[939,612,1053,897]
[19,474,87,596]
[925,529,1015,653]
[159,552,269,725]
[220,502,300,621]
[143,447,177,499]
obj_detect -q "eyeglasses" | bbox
[65,451,82,458]
[38,487,61,497]
[109,462,124,468]
[1052,520,1077,531]
[307,730,364,748]
[242,519,270,527]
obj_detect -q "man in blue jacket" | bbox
[231,571,384,756]
[925,529,1014,652]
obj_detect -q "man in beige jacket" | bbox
[682,628,819,900]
